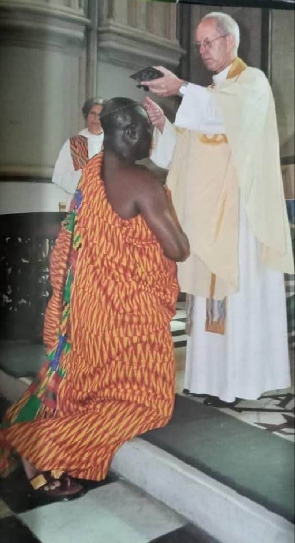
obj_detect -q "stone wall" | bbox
[0,1,293,213]
[0,0,183,213]
[270,9,294,160]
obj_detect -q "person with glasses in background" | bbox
[142,12,294,407]
[52,97,106,209]
[0,97,189,501]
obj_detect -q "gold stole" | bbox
[205,57,246,335]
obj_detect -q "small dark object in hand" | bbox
[130,67,164,91]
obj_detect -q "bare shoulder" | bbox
[121,164,166,213]
[129,164,163,192]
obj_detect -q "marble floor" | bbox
[0,473,219,543]
[0,302,294,542]
[172,302,295,443]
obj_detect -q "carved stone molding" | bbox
[0,0,87,18]
[97,20,185,71]
[97,0,184,70]
[0,1,90,50]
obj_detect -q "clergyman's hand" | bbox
[144,97,166,133]
[141,66,183,97]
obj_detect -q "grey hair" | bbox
[82,97,106,119]
[202,12,240,52]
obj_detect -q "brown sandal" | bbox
[29,471,86,502]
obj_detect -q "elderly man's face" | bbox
[195,19,235,74]
[86,104,103,135]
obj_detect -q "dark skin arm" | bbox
[134,169,189,262]
[103,158,190,262]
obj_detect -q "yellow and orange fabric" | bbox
[0,152,179,480]
[70,135,88,170]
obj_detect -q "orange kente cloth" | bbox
[0,152,179,480]
[70,135,88,170]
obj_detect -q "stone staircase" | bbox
[0,369,294,543]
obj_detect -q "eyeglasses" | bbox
[194,34,229,51]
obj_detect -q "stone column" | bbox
[0,0,184,211]
[270,9,294,160]
[0,0,89,182]
[0,0,90,212]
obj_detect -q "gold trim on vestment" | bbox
[198,134,228,145]
[203,58,246,334]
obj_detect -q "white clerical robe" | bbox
[151,65,291,402]
[52,128,104,208]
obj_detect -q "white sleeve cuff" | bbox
[150,119,176,170]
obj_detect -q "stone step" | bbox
[1,371,294,543]
[111,438,294,543]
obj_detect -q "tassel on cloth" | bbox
[205,273,226,335]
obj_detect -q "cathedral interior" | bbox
[0,1,294,542]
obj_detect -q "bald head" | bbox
[100,98,153,162]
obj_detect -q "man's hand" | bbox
[141,66,183,97]
[143,97,166,133]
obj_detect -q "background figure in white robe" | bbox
[52,97,105,208]
[142,12,294,407]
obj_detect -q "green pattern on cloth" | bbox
[1,188,82,426]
